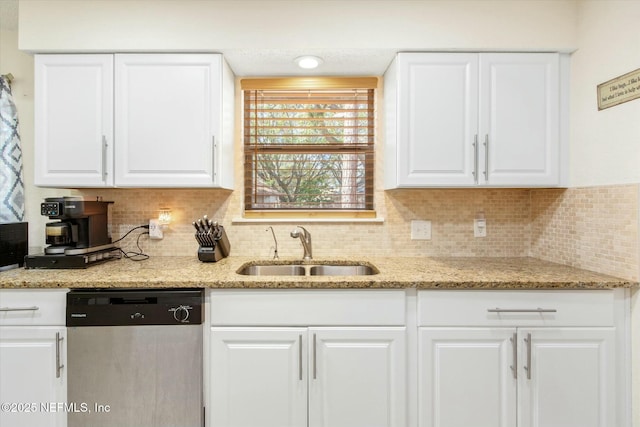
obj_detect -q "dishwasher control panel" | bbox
[66,289,204,326]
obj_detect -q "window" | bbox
[242,78,376,213]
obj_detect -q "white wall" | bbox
[18,0,578,52]
[570,3,640,424]
[0,29,71,252]
[570,1,640,187]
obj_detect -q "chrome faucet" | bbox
[266,226,279,260]
[290,226,312,260]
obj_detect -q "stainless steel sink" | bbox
[236,262,378,276]
[237,264,306,276]
[309,265,376,276]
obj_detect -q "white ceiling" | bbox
[221,48,396,76]
[0,0,395,76]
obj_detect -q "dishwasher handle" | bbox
[0,306,39,312]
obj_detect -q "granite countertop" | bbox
[0,256,636,290]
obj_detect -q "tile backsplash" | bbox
[530,184,639,281]
[75,184,639,280]
[76,187,530,259]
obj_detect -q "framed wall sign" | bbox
[597,68,640,110]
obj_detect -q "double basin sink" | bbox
[237,262,378,276]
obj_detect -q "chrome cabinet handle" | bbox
[487,308,557,313]
[523,333,532,380]
[313,333,317,380]
[510,333,517,379]
[473,134,478,184]
[483,134,489,181]
[0,306,39,312]
[298,334,303,381]
[212,135,216,181]
[55,332,64,379]
[102,135,108,182]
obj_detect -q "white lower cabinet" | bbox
[417,290,621,427]
[419,327,615,427]
[0,289,68,427]
[209,327,307,427]
[207,289,407,427]
[210,326,406,427]
[518,328,615,427]
[419,328,517,427]
[310,327,406,427]
[0,327,67,427]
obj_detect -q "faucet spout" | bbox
[290,226,312,260]
[266,226,279,260]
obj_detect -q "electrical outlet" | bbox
[474,219,487,238]
[411,220,432,240]
[149,219,163,240]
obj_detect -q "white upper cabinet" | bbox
[385,52,566,188]
[114,54,231,187]
[479,53,560,186]
[389,53,479,186]
[34,53,234,189]
[35,54,114,187]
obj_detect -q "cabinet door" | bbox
[309,327,406,427]
[35,54,113,187]
[479,53,560,186]
[518,328,616,427]
[209,327,307,427]
[115,54,221,187]
[418,328,516,427]
[396,53,479,186]
[0,327,66,427]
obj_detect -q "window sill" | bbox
[233,211,384,224]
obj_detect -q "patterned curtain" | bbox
[0,75,25,223]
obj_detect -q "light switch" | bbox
[474,219,487,238]
[411,220,432,240]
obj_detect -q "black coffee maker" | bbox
[25,197,118,269]
[42,197,112,254]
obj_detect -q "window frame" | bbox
[241,77,377,218]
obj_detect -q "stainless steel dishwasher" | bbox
[66,289,204,427]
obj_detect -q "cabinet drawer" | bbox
[0,289,68,326]
[418,290,615,327]
[210,289,406,326]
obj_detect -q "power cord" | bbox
[113,225,150,261]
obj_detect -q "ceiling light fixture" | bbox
[295,55,323,70]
